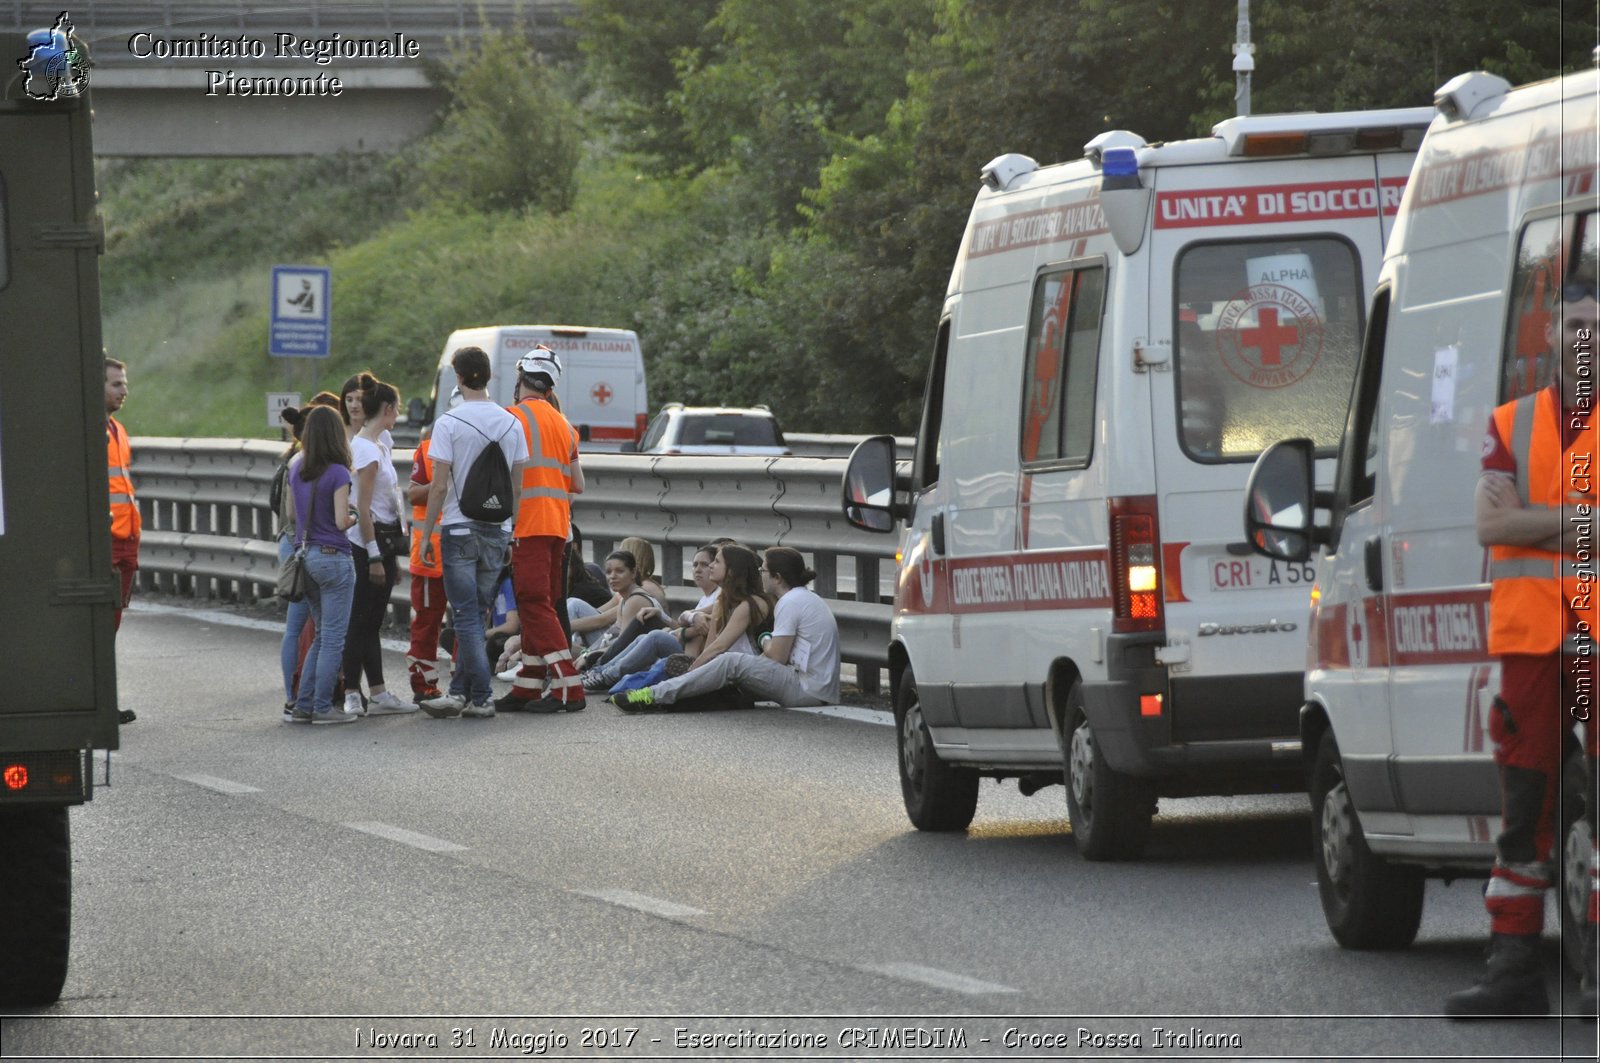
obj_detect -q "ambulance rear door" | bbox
[1145,155,1383,745]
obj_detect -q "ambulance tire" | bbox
[0,804,71,1006]
[1063,699,1154,862]
[896,668,978,832]
[1558,748,1593,978]
[1311,732,1423,949]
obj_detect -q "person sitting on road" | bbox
[579,542,723,692]
[608,546,839,713]
[567,550,662,658]
[619,535,669,607]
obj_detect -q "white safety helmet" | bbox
[516,344,562,390]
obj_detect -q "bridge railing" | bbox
[128,437,904,694]
[4,1,578,64]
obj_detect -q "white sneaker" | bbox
[496,664,520,682]
[344,691,366,717]
[461,702,496,719]
[420,693,467,718]
[366,691,418,716]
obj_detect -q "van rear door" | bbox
[1144,156,1384,742]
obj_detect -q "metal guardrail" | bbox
[784,433,914,460]
[128,437,902,694]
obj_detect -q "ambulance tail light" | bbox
[1109,495,1164,634]
[635,412,648,441]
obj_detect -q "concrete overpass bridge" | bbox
[3,2,577,155]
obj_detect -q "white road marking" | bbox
[571,888,707,919]
[173,773,261,795]
[344,821,467,853]
[862,962,1020,995]
[782,704,893,726]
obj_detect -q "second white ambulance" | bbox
[422,325,648,451]
[843,104,1430,860]
[1245,67,1598,967]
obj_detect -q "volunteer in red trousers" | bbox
[105,358,139,725]
[405,429,447,704]
[496,345,586,712]
[1448,281,1600,1018]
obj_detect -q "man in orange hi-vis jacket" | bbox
[405,428,447,704]
[105,358,140,724]
[1448,280,1600,1018]
[496,345,586,713]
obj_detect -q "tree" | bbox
[572,0,723,174]
[420,20,582,214]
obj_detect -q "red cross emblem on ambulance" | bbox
[590,382,613,406]
[1216,283,1326,390]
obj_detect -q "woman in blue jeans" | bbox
[275,393,340,719]
[284,405,360,724]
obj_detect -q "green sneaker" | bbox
[608,688,656,712]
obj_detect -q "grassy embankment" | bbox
[97,152,700,438]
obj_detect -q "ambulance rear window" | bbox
[1174,237,1364,461]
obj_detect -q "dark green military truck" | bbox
[0,27,120,1007]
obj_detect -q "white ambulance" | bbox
[1244,67,1597,965]
[842,104,1431,860]
[422,325,648,451]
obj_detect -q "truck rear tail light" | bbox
[0,752,86,801]
[1140,694,1164,717]
[635,412,648,441]
[1110,495,1165,634]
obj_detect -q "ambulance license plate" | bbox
[1207,555,1315,592]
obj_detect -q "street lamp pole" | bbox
[1233,0,1255,117]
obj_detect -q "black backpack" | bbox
[453,415,516,523]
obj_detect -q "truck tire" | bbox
[1062,694,1154,861]
[1559,749,1593,978]
[0,804,71,1006]
[1311,732,1422,949]
[896,667,978,831]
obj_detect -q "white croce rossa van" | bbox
[842,104,1431,860]
[421,325,648,451]
[1244,67,1598,967]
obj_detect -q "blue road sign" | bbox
[270,266,331,358]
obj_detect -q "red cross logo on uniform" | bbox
[590,382,613,406]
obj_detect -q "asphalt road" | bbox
[2,604,1597,1061]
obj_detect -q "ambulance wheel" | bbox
[896,668,978,831]
[0,805,71,1006]
[1063,698,1154,861]
[1559,748,1593,978]
[1311,732,1422,949]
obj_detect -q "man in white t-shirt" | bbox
[417,346,528,718]
[609,546,841,711]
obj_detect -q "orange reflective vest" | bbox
[107,416,140,541]
[1488,387,1598,655]
[408,439,443,578]
[508,397,578,539]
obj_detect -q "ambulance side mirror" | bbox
[407,397,428,424]
[842,435,900,533]
[1244,439,1329,562]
